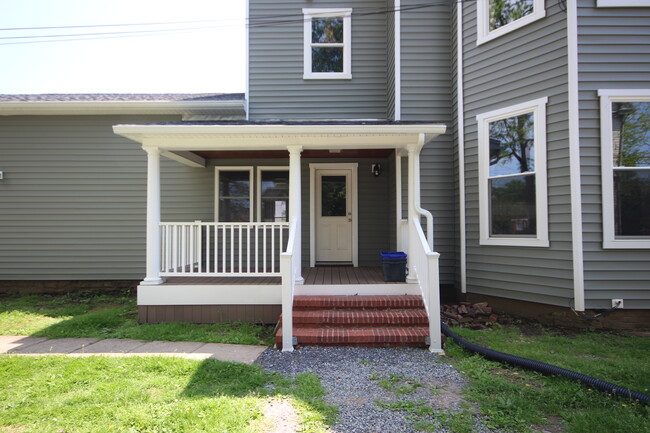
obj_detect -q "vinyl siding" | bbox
[0,115,213,280]
[461,0,574,306]
[248,0,389,120]
[401,1,456,284]
[577,0,650,309]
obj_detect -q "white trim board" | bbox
[597,0,650,6]
[456,0,467,293]
[138,284,281,305]
[309,163,359,267]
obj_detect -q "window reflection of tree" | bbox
[612,102,650,236]
[488,113,536,235]
[490,0,534,30]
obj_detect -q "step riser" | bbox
[293,295,424,311]
[275,328,429,348]
[290,311,429,327]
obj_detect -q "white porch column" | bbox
[142,146,163,285]
[288,145,304,283]
[406,145,419,282]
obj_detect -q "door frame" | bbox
[309,163,358,267]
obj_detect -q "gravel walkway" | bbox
[257,346,499,433]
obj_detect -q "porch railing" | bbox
[411,216,442,353]
[280,216,300,352]
[159,221,289,277]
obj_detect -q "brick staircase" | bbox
[275,295,430,348]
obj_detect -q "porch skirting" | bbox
[138,304,281,324]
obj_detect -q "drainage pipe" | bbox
[441,322,650,405]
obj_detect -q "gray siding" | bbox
[461,1,574,306]
[401,1,456,284]
[577,0,650,309]
[0,115,213,280]
[249,0,389,120]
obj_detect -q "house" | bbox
[1,0,648,352]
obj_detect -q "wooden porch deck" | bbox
[163,266,392,285]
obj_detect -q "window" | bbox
[477,0,545,45]
[257,167,289,222]
[216,168,253,222]
[303,8,352,80]
[477,97,549,247]
[597,0,650,6]
[599,90,650,249]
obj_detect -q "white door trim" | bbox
[309,163,358,267]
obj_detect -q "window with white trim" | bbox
[597,0,650,7]
[477,97,549,247]
[303,8,352,80]
[476,0,545,45]
[216,168,253,222]
[599,90,650,249]
[257,167,289,222]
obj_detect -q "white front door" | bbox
[315,169,353,264]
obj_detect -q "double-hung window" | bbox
[303,8,352,80]
[477,0,545,45]
[257,167,290,222]
[216,168,253,222]
[599,90,650,248]
[477,97,549,247]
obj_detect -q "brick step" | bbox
[293,295,424,311]
[275,327,429,347]
[290,309,429,327]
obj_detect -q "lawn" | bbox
[0,355,335,433]
[444,324,650,433]
[0,291,275,346]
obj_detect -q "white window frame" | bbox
[215,167,254,222]
[256,166,290,222]
[597,0,650,6]
[303,8,352,80]
[477,97,549,247]
[476,0,545,46]
[599,89,650,249]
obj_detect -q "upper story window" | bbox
[599,90,650,249]
[303,8,352,80]
[597,0,650,6]
[477,0,545,45]
[477,97,549,247]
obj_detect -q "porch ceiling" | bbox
[112,122,447,152]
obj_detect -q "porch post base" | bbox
[406,276,418,284]
[295,276,304,285]
[140,277,165,286]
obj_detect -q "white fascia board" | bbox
[0,100,245,116]
[597,0,650,6]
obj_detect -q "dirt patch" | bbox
[257,398,301,433]
[532,415,566,433]
[0,426,26,433]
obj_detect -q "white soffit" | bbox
[112,123,447,150]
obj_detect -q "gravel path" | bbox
[257,346,499,433]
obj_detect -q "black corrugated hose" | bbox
[441,322,650,405]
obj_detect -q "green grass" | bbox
[0,292,276,346]
[445,324,650,433]
[0,355,335,433]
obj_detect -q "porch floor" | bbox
[162,266,395,285]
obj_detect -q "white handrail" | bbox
[411,217,442,353]
[415,205,434,251]
[160,221,289,277]
[280,216,299,352]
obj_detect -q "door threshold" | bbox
[315,262,353,267]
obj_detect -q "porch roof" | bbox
[112,121,447,152]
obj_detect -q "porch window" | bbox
[477,97,549,247]
[599,90,650,248]
[476,0,545,45]
[216,168,253,222]
[258,168,289,222]
[303,8,352,80]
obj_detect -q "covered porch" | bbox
[113,122,446,352]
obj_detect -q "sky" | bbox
[0,0,246,94]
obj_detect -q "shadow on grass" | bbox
[181,358,337,430]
